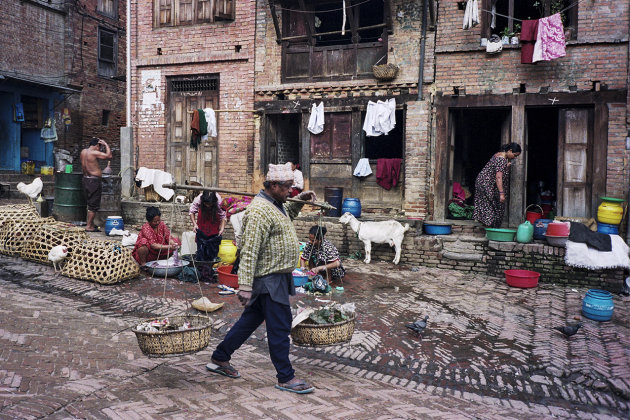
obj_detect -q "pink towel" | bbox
[532,13,566,62]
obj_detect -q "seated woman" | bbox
[189,191,226,262]
[300,225,345,282]
[133,206,181,266]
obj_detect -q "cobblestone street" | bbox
[0,253,628,419]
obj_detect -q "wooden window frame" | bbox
[97,0,118,19]
[97,27,118,78]
[154,0,235,28]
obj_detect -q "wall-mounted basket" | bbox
[372,63,399,81]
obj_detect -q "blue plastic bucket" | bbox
[597,222,619,235]
[342,198,361,218]
[582,289,614,321]
[105,216,124,236]
[533,219,553,240]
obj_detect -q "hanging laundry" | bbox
[376,158,402,190]
[190,109,201,150]
[14,103,24,122]
[202,108,217,139]
[490,0,498,29]
[520,19,539,64]
[198,109,208,138]
[363,98,396,137]
[41,117,58,143]
[341,0,346,36]
[462,0,479,30]
[532,13,566,63]
[353,158,372,177]
[307,102,325,135]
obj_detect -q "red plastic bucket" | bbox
[504,269,540,288]
[217,265,239,289]
[525,204,543,224]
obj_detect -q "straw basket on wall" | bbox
[372,63,399,81]
[20,223,87,265]
[61,239,141,284]
[133,315,212,357]
[0,204,40,229]
[0,217,55,257]
[291,315,356,347]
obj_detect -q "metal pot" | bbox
[144,260,189,277]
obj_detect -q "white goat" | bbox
[339,212,410,265]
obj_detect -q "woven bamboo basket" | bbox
[61,238,141,284]
[372,63,399,81]
[133,315,212,357]
[20,222,87,265]
[144,185,162,202]
[0,204,40,229]
[0,217,55,257]
[291,315,356,347]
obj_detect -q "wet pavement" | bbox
[0,242,629,418]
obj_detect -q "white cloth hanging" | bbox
[341,0,347,36]
[462,0,479,30]
[307,102,325,135]
[135,167,175,201]
[353,158,372,177]
[201,108,217,141]
[363,98,396,137]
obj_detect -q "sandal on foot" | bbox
[206,362,240,378]
[275,380,314,394]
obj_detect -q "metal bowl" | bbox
[181,254,221,267]
[144,260,189,277]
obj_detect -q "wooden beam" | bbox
[268,0,282,43]
[279,23,387,42]
[297,0,315,46]
[428,0,436,30]
[383,0,393,34]
[345,0,359,44]
[509,105,525,227]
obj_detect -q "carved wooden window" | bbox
[154,0,234,27]
[481,0,577,40]
[281,0,389,82]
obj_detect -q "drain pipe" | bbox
[417,0,428,101]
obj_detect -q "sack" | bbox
[486,35,503,54]
[311,274,329,292]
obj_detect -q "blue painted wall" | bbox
[0,92,20,171]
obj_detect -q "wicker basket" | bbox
[372,63,399,81]
[20,222,87,265]
[0,204,40,229]
[133,315,212,357]
[61,238,141,284]
[0,217,55,257]
[291,315,356,347]
[144,185,162,202]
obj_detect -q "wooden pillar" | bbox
[509,104,525,227]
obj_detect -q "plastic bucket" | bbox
[533,219,553,240]
[582,289,614,321]
[341,198,361,218]
[53,172,87,222]
[525,204,543,224]
[218,240,237,264]
[105,216,124,236]
[504,269,540,288]
[597,197,624,225]
[597,222,619,235]
[324,187,343,217]
[217,265,239,289]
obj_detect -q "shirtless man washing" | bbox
[80,137,112,232]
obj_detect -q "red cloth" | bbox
[197,210,222,236]
[132,221,181,264]
[290,187,302,197]
[376,158,402,190]
[520,19,539,64]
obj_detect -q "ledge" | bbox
[135,50,250,68]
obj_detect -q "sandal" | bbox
[206,362,240,379]
[275,379,314,394]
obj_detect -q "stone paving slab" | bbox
[0,253,628,418]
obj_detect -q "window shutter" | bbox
[197,0,213,22]
[158,0,173,26]
[214,0,234,20]
[179,0,194,24]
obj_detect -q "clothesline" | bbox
[478,0,583,24]
[187,109,258,113]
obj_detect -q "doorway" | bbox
[526,108,558,218]
[265,113,301,166]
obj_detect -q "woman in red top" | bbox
[133,206,181,266]
[189,191,226,261]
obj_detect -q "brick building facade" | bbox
[0,0,126,174]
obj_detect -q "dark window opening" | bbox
[273,114,301,165]
[98,27,117,78]
[526,107,558,215]
[170,77,218,92]
[102,110,111,126]
[97,0,117,19]
[363,110,403,159]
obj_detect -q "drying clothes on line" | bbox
[462,0,479,30]
[532,13,566,63]
[41,118,58,143]
[565,235,630,270]
[520,19,539,64]
[490,0,497,29]
[376,158,402,190]
[363,98,396,137]
[201,108,217,141]
[308,102,325,134]
[190,109,201,150]
[135,167,175,201]
[353,158,372,177]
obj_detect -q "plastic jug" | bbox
[516,220,533,243]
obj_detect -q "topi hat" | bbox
[266,162,294,182]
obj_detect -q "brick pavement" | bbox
[0,253,628,418]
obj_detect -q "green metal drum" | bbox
[53,172,87,222]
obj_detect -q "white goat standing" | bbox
[339,212,410,265]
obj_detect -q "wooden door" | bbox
[167,91,219,187]
[557,108,593,218]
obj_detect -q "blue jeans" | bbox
[212,293,295,383]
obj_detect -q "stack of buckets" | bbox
[596,197,625,235]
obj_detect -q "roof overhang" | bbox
[0,72,82,93]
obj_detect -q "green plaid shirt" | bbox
[237,191,302,290]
